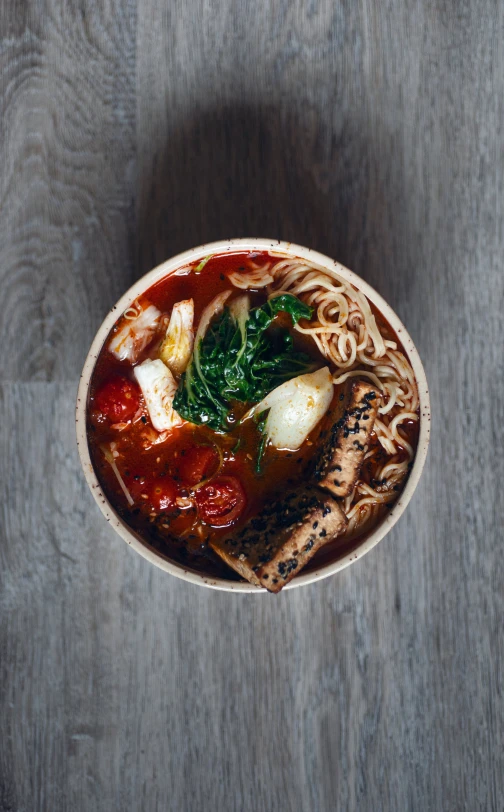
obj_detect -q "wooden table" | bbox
[1,2,502,810]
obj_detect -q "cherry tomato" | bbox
[148,477,179,512]
[196,476,246,527]
[179,446,219,487]
[95,377,140,423]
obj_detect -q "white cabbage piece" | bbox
[228,293,250,328]
[194,290,232,347]
[246,367,333,451]
[228,294,250,353]
[109,303,161,363]
[134,359,183,432]
[159,298,194,375]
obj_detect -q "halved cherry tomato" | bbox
[195,476,246,527]
[148,476,179,512]
[178,446,219,487]
[95,377,140,422]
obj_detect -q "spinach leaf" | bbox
[173,311,232,431]
[263,293,313,324]
[255,411,269,474]
[173,293,315,431]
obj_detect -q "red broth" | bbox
[87,252,419,581]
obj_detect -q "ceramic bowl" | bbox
[76,239,430,592]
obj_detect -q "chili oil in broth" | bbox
[87,252,419,581]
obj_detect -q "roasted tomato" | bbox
[195,476,246,527]
[178,446,219,487]
[148,476,179,512]
[95,377,140,423]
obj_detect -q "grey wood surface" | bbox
[1,1,503,810]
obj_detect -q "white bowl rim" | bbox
[76,238,431,593]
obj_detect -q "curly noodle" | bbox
[232,255,419,536]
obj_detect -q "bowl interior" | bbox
[76,238,430,592]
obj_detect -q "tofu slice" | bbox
[134,359,183,432]
[210,486,348,593]
[314,380,380,498]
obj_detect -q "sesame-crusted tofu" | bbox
[210,487,348,593]
[314,380,380,498]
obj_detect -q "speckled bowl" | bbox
[76,239,430,592]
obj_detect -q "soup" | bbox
[86,251,419,592]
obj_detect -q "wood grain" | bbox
[1,1,503,810]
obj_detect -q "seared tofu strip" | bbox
[210,487,347,593]
[314,380,380,498]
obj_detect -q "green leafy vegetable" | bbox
[173,293,315,431]
[255,411,269,474]
[265,293,315,324]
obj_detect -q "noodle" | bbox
[261,256,419,536]
[228,262,273,289]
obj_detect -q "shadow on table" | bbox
[136,102,416,309]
